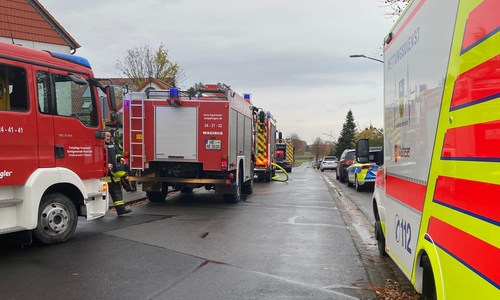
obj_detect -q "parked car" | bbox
[320,156,338,172]
[346,147,383,191]
[336,149,355,182]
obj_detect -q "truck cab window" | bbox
[0,64,28,112]
[36,72,98,127]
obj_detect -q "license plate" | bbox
[205,139,221,150]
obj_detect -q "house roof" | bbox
[98,78,136,87]
[0,0,80,50]
[136,77,172,91]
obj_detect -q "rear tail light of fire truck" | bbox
[102,182,108,196]
[221,155,228,171]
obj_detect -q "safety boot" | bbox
[115,204,132,216]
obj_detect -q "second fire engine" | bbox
[123,83,255,203]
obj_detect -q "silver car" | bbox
[320,156,338,172]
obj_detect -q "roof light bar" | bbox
[49,51,91,68]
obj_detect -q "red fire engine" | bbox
[123,83,255,203]
[0,41,115,245]
[253,108,277,182]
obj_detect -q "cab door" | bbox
[36,69,104,176]
[49,69,104,180]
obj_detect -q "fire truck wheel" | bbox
[33,193,78,245]
[375,221,387,256]
[146,191,167,202]
[287,168,292,173]
[224,171,242,203]
[242,176,254,195]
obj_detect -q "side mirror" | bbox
[259,111,266,124]
[278,131,283,140]
[95,130,106,139]
[68,73,88,86]
[105,85,117,111]
[356,139,369,163]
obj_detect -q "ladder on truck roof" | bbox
[128,92,146,170]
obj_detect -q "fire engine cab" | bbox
[356,0,500,298]
[0,41,114,245]
[123,83,255,203]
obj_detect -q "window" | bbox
[37,71,51,114]
[36,71,98,127]
[0,64,28,112]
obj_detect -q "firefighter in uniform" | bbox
[104,131,132,216]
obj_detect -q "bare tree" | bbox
[311,137,326,163]
[289,132,306,155]
[115,43,186,87]
[378,0,410,17]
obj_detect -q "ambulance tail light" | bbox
[221,155,228,171]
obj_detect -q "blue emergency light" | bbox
[243,93,251,100]
[170,88,180,98]
[49,51,91,68]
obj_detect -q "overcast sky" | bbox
[40,0,395,144]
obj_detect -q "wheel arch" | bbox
[21,168,87,229]
[414,244,441,298]
[42,183,85,214]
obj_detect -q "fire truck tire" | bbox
[287,168,292,173]
[146,191,167,202]
[242,177,254,195]
[374,221,387,256]
[224,171,242,203]
[33,193,78,245]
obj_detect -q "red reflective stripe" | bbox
[375,169,384,188]
[386,175,425,212]
[384,0,427,51]
[427,217,500,289]
[442,121,500,161]
[461,0,500,53]
[434,176,500,225]
[450,55,500,111]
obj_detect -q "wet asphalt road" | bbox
[0,163,401,300]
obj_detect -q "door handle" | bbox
[55,146,65,159]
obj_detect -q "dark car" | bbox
[336,149,355,182]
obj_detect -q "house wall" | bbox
[0,37,71,53]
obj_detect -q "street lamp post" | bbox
[349,54,383,64]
